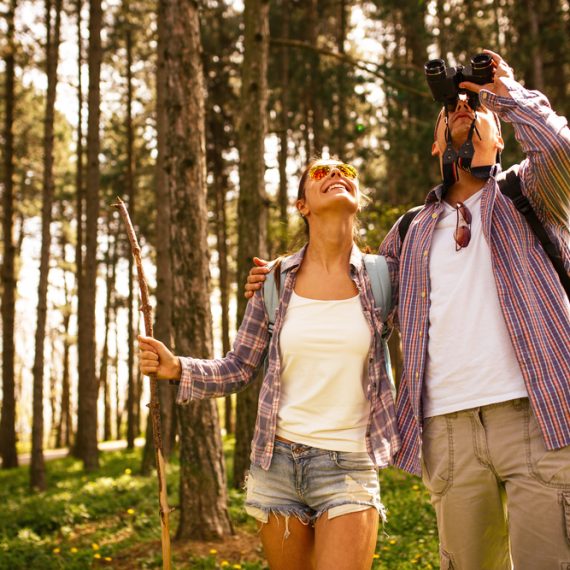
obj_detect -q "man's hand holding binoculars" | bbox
[460,50,515,100]
[425,49,516,108]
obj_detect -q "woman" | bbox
[139,158,400,570]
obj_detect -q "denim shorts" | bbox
[244,440,384,528]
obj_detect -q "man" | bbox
[246,50,570,569]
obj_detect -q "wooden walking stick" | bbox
[113,197,172,570]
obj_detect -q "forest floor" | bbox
[0,438,440,569]
[17,438,146,466]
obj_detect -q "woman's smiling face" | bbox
[297,159,360,219]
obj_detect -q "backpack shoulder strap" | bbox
[363,253,396,400]
[398,205,424,244]
[263,258,286,332]
[498,171,570,299]
[363,254,392,322]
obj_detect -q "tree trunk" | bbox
[115,338,123,439]
[74,0,85,447]
[56,223,73,449]
[126,18,137,450]
[100,217,117,442]
[0,0,19,470]
[75,0,102,471]
[213,160,233,435]
[163,0,232,539]
[141,0,176,473]
[526,0,544,91]
[31,0,63,491]
[233,0,270,489]
[307,0,322,154]
[335,0,347,157]
[277,0,289,252]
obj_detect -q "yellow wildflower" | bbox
[221,562,230,568]
[127,508,135,515]
[70,547,78,554]
[104,557,112,562]
[372,553,380,559]
[94,553,101,559]
[52,548,60,554]
[209,548,218,555]
[92,543,100,550]
[389,539,397,545]
[412,484,420,490]
[124,468,132,475]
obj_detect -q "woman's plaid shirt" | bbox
[380,80,570,476]
[177,244,401,470]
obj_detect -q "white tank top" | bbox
[423,189,528,418]
[276,291,372,452]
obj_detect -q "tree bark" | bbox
[1,0,19,470]
[74,0,85,448]
[335,0,347,157]
[233,0,270,489]
[100,217,117,442]
[141,0,176,473]
[75,0,102,471]
[213,158,233,435]
[125,15,137,450]
[307,0,322,154]
[56,223,73,449]
[277,0,289,252]
[162,0,232,539]
[526,0,544,90]
[31,0,63,491]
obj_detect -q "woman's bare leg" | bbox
[314,508,379,570]
[259,514,315,570]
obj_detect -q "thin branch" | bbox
[270,37,430,98]
[112,197,172,570]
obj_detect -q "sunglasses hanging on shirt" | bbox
[454,202,472,251]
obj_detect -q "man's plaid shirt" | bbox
[177,244,401,470]
[380,80,570,476]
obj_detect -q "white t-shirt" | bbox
[276,291,372,452]
[423,189,528,418]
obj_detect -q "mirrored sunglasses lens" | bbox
[309,166,329,180]
[339,164,358,179]
[454,227,471,247]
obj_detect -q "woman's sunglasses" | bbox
[308,163,359,181]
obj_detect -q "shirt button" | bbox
[421,291,426,298]
[419,331,423,337]
[415,371,420,378]
[432,213,438,219]
[423,250,428,257]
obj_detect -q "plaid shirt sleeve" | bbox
[176,288,270,404]
[480,80,570,229]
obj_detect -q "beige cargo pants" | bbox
[421,398,570,570]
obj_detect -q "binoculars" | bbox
[424,53,494,107]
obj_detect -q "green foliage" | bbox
[0,442,440,569]
[0,449,171,569]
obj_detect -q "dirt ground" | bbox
[110,528,265,568]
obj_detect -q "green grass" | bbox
[0,441,439,569]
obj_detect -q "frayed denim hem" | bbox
[314,500,387,525]
[244,503,312,539]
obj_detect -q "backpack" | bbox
[397,171,570,299]
[262,254,397,399]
